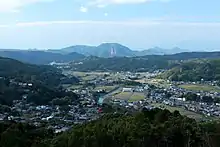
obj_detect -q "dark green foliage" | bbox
[184,93,200,101]
[0,57,79,105]
[27,85,78,105]
[0,121,54,147]
[2,110,220,147]
[0,57,64,87]
[50,109,204,147]
[162,59,220,82]
[71,52,220,72]
[72,56,171,72]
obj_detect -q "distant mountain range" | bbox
[0,43,209,65]
[0,50,85,65]
[49,43,191,57]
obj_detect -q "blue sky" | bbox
[0,0,220,50]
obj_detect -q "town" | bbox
[2,68,220,134]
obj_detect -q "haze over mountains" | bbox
[50,43,191,57]
[0,43,214,65]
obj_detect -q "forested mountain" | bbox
[0,50,85,65]
[135,47,189,56]
[0,57,79,105]
[71,56,171,72]
[0,56,64,86]
[161,59,220,82]
[1,109,220,147]
[70,52,220,72]
[52,43,192,57]
[59,43,135,57]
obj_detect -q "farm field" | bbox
[68,85,84,90]
[179,84,220,92]
[137,78,170,88]
[113,92,145,102]
[94,86,117,92]
[151,102,206,120]
[129,93,145,102]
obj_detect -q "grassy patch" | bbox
[179,84,220,92]
[81,75,97,81]
[114,92,133,100]
[68,85,83,90]
[72,72,87,77]
[128,93,145,102]
[94,86,117,92]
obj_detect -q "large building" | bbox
[122,88,133,92]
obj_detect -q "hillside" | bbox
[2,109,220,147]
[60,43,135,57]
[161,59,220,81]
[0,50,85,65]
[0,56,65,86]
[70,52,220,72]
[71,56,171,72]
[0,57,79,105]
[55,43,194,57]
[135,47,189,56]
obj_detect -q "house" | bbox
[122,88,133,92]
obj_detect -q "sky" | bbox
[0,0,220,50]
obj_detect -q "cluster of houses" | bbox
[0,88,103,133]
[148,81,220,117]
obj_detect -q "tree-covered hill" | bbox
[71,56,171,72]
[0,57,79,105]
[0,50,85,65]
[0,56,64,86]
[161,59,220,81]
[70,52,220,72]
[1,109,220,147]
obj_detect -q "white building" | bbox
[122,88,133,92]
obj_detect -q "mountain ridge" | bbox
[48,43,192,57]
[0,50,85,65]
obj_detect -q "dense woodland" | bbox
[0,57,79,106]
[1,109,220,147]
[71,52,220,72]
[161,59,220,82]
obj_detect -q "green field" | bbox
[114,92,145,102]
[94,86,117,92]
[179,84,220,92]
[139,78,170,88]
[129,93,145,102]
[151,103,204,120]
[114,92,133,100]
[81,75,97,81]
[68,85,83,90]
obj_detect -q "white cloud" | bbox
[0,0,54,12]
[1,20,219,28]
[80,6,88,12]
[87,0,168,7]
[104,13,108,16]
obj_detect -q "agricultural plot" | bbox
[114,92,133,100]
[114,92,145,102]
[94,86,117,92]
[128,93,145,102]
[81,75,97,81]
[68,85,83,90]
[179,84,220,92]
